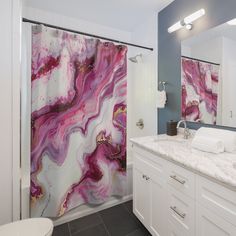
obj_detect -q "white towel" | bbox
[191,135,224,154]
[157,90,167,108]
[195,127,236,153]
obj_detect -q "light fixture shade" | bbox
[227,18,236,25]
[168,21,183,33]
[184,9,205,25]
[167,8,205,33]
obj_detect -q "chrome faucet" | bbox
[176,120,190,139]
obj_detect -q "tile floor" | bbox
[52,201,151,236]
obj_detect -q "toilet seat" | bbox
[0,218,53,236]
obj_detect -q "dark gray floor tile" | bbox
[69,213,102,234]
[99,204,140,236]
[52,223,70,236]
[126,227,152,236]
[123,201,145,228]
[72,224,109,236]
[123,200,133,214]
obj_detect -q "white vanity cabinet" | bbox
[132,145,236,236]
[133,147,167,236]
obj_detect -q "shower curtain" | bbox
[30,25,127,217]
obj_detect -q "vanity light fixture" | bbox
[168,9,205,33]
[227,18,236,25]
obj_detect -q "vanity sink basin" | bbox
[152,138,186,144]
[149,137,191,151]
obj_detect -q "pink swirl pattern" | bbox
[31,26,127,217]
[181,57,220,124]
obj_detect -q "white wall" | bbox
[0,0,13,225]
[221,37,236,126]
[129,13,158,142]
[23,7,132,42]
[181,45,191,57]
[0,0,21,225]
[182,37,222,64]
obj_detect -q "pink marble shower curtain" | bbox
[181,57,220,124]
[31,26,127,217]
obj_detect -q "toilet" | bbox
[0,218,53,236]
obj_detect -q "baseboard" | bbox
[53,194,133,226]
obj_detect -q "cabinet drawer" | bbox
[167,186,195,236]
[196,203,236,236]
[196,175,236,227]
[167,161,195,199]
[167,219,191,236]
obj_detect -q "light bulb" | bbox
[168,21,183,33]
[227,18,236,25]
[185,24,193,30]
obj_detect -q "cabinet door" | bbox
[149,175,166,236]
[196,204,236,236]
[133,168,150,225]
[133,151,167,236]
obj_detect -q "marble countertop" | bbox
[130,134,236,190]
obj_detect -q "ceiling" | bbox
[23,0,174,31]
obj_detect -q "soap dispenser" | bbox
[166,120,177,136]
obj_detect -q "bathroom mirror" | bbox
[181,18,236,128]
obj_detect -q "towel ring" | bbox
[159,81,166,91]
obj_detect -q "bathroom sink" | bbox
[152,138,186,144]
[148,137,191,151]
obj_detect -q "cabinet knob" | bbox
[142,174,150,181]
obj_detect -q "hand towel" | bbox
[191,135,224,154]
[195,127,236,152]
[157,90,167,108]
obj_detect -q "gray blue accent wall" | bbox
[158,0,236,133]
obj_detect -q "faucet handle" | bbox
[184,128,191,139]
[136,119,144,130]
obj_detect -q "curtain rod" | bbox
[181,56,220,66]
[22,18,154,51]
